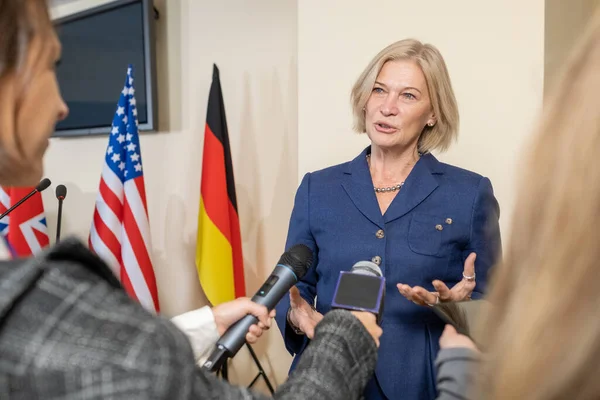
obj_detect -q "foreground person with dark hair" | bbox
[0,1,382,398]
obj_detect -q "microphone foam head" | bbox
[350,261,382,277]
[36,178,51,192]
[55,184,67,200]
[279,244,313,280]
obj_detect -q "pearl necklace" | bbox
[366,154,405,193]
[374,182,404,193]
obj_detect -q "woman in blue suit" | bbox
[274,38,502,400]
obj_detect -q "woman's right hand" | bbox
[288,286,323,338]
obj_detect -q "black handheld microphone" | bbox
[331,260,386,323]
[202,243,313,373]
[55,185,67,242]
[0,178,51,221]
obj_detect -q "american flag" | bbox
[89,65,160,313]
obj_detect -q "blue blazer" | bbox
[275,146,501,400]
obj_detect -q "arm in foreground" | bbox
[186,310,377,399]
[273,309,378,399]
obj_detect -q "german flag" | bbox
[196,64,246,306]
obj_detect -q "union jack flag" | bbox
[0,186,49,258]
[89,65,160,313]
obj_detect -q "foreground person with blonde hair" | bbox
[435,7,600,400]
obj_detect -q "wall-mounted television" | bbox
[53,0,158,137]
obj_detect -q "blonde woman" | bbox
[275,39,502,400]
[435,7,600,400]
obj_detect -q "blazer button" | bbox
[435,224,443,231]
[375,229,385,239]
[371,256,382,265]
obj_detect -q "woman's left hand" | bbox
[397,253,477,306]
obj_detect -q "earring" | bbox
[428,122,435,127]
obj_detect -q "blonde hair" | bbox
[474,7,600,400]
[350,39,459,153]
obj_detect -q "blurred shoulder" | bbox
[0,238,197,398]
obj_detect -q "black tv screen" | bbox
[53,0,157,137]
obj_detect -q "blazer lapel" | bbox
[341,148,385,229]
[383,153,441,223]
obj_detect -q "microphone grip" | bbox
[220,314,257,355]
[202,315,259,372]
[202,264,300,372]
[202,345,229,373]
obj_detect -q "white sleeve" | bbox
[170,306,220,365]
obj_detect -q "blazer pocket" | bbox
[408,212,445,257]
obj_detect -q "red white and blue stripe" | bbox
[89,65,159,313]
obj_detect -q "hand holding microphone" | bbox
[329,260,385,346]
[331,261,386,322]
[211,297,275,343]
[202,244,314,372]
[350,311,382,348]
[439,324,479,353]
[289,260,385,345]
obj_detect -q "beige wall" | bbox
[47,0,548,392]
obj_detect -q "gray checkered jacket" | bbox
[0,238,378,399]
